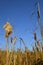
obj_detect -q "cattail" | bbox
[3,22,12,38]
[37,2,40,18]
[11,37,13,43]
[34,32,37,41]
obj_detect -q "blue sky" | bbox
[0,0,43,51]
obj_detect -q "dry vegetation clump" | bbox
[0,44,43,65]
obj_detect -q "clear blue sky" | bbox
[0,0,43,51]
